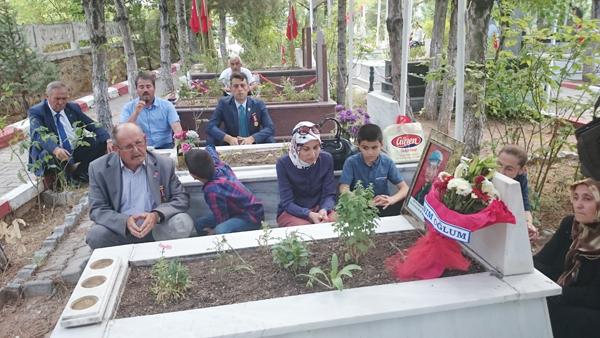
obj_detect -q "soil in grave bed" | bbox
[116,230,484,318]
[219,148,285,167]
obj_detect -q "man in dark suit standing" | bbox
[206,72,275,146]
[28,81,111,182]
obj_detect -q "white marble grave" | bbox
[51,160,560,338]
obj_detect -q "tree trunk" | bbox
[423,0,448,120]
[386,0,412,116]
[174,0,189,70]
[0,243,8,272]
[159,0,175,94]
[336,0,348,105]
[83,0,113,131]
[582,0,600,82]
[218,5,227,63]
[437,0,457,134]
[462,0,494,156]
[114,0,138,99]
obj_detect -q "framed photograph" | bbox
[403,129,464,230]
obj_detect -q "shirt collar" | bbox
[361,154,381,168]
[120,158,147,174]
[234,98,247,109]
[47,100,64,117]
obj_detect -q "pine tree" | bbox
[0,0,57,118]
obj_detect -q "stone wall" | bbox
[53,46,127,98]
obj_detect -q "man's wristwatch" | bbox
[151,210,164,223]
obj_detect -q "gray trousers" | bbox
[86,213,194,250]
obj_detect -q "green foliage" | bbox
[334,182,379,261]
[256,221,274,251]
[299,253,361,291]
[257,82,277,98]
[8,0,84,24]
[0,0,58,119]
[13,123,95,192]
[479,12,599,198]
[271,231,310,274]
[280,77,319,102]
[151,256,190,304]
[227,0,286,68]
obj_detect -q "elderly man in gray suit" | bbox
[86,123,193,249]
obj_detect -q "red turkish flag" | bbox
[189,0,200,33]
[286,5,298,41]
[200,0,209,34]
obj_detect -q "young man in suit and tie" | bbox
[206,72,275,146]
[28,81,111,183]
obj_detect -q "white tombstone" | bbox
[366,90,402,129]
[466,172,534,276]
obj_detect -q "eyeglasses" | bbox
[293,125,320,135]
[118,139,146,152]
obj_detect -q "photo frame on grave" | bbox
[403,129,464,230]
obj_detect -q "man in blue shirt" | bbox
[339,124,409,217]
[120,71,182,149]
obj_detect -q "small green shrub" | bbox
[334,182,380,261]
[271,231,310,273]
[299,253,361,291]
[150,257,190,304]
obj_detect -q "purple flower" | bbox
[335,104,345,112]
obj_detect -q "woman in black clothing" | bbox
[534,178,600,338]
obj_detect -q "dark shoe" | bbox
[75,172,89,183]
[65,162,80,176]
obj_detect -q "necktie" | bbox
[238,105,249,137]
[55,114,72,153]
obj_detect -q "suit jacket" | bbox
[88,151,190,237]
[206,96,275,143]
[28,100,110,175]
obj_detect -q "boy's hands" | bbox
[373,195,395,209]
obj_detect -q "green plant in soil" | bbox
[256,221,274,252]
[271,231,311,274]
[212,236,255,274]
[298,253,361,291]
[333,182,380,262]
[258,82,277,98]
[150,256,190,305]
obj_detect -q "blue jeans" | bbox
[195,214,259,234]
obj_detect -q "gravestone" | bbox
[381,60,429,111]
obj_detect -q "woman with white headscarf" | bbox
[276,121,337,227]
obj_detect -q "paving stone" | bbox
[42,238,57,250]
[63,214,77,229]
[52,225,67,239]
[32,248,52,265]
[15,266,36,280]
[61,246,92,285]
[3,282,22,298]
[23,279,54,298]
